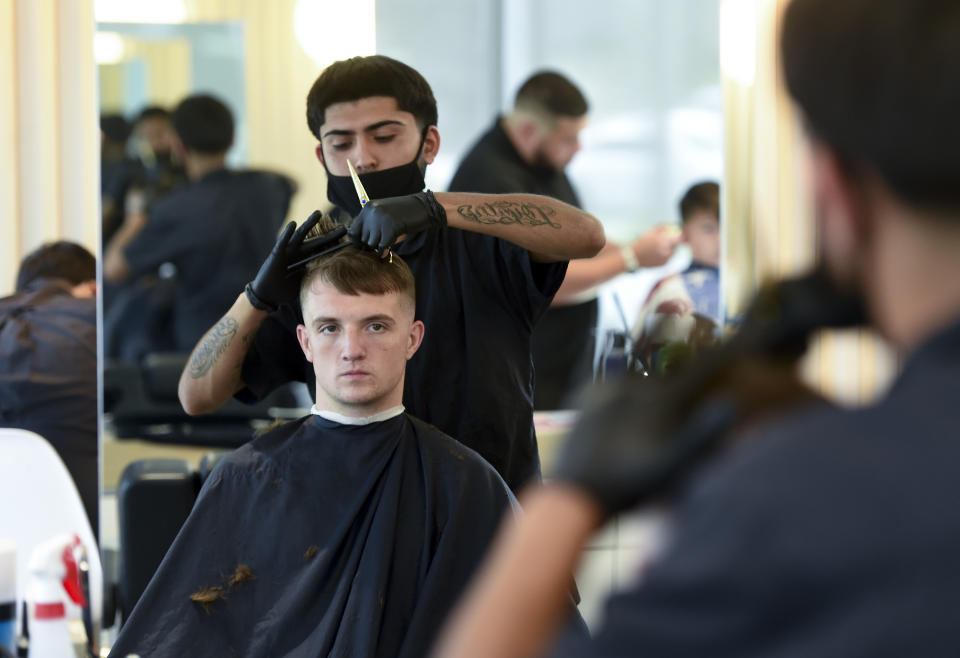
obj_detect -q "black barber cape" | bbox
[109,412,515,657]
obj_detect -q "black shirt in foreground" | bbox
[552,315,960,657]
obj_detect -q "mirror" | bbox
[94,0,722,635]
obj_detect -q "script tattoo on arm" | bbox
[187,317,239,379]
[457,201,562,229]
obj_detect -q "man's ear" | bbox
[421,126,441,165]
[296,324,314,363]
[406,320,425,360]
[315,144,325,166]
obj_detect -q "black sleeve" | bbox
[456,228,567,327]
[235,308,309,403]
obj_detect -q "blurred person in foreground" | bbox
[0,242,98,536]
[435,1,960,656]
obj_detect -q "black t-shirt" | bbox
[240,223,566,492]
[124,168,293,351]
[0,280,98,534]
[449,117,596,410]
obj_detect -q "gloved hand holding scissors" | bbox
[344,157,446,253]
[245,211,347,312]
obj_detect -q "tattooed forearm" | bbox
[188,317,239,379]
[457,202,561,228]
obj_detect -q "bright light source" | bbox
[719,0,758,86]
[94,31,125,64]
[294,0,376,68]
[94,0,187,23]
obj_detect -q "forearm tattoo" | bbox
[457,201,561,229]
[187,317,239,379]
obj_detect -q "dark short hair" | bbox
[782,0,960,211]
[514,71,588,118]
[16,241,96,291]
[306,55,438,140]
[299,216,416,313]
[171,94,234,154]
[135,105,170,124]
[679,181,720,223]
[100,113,132,143]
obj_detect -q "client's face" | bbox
[296,279,424,416]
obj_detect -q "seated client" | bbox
[109,223,516,657]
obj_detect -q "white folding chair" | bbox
[0,428,103,633]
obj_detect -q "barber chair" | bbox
[104,352,306,448]
[114,451,227,625]
[115,459,198,624]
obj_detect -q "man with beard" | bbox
[450,71,679,410]
[435,0,960,655]
[178,56,606,494]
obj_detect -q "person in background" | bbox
[104,94,295,357]
[177,56,605,494]
[449,71,678,410]
[0,242,98,536]
[129,105,187,203]
[631,181,722,367]
[100,113,141,245]
[435,0,960,655]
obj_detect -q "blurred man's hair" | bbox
[782,0,960,213]
[306,55,438,139]
[171,94,234,154]
[135,105,171,124]
[299,216,416,314]
[679,181,720,223]
[100,113,132,144]
[513,71,588,123]
[16,241,96,292]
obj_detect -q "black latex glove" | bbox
[552,376,738,518]
[245,211,340,312]
[347,190,446,252]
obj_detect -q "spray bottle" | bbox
[24,534,87,658]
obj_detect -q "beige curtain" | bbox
[721,0,898,404]
[1,0,98,293]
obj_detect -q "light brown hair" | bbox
[299,216,416,315]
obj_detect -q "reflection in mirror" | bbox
[94,19,309,640]
[94,0,723,641]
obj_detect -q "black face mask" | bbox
[323,130,428,217]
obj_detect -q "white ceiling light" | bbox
[294,0,376,68]
[94,31,125,64]
[719,0,758,86]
